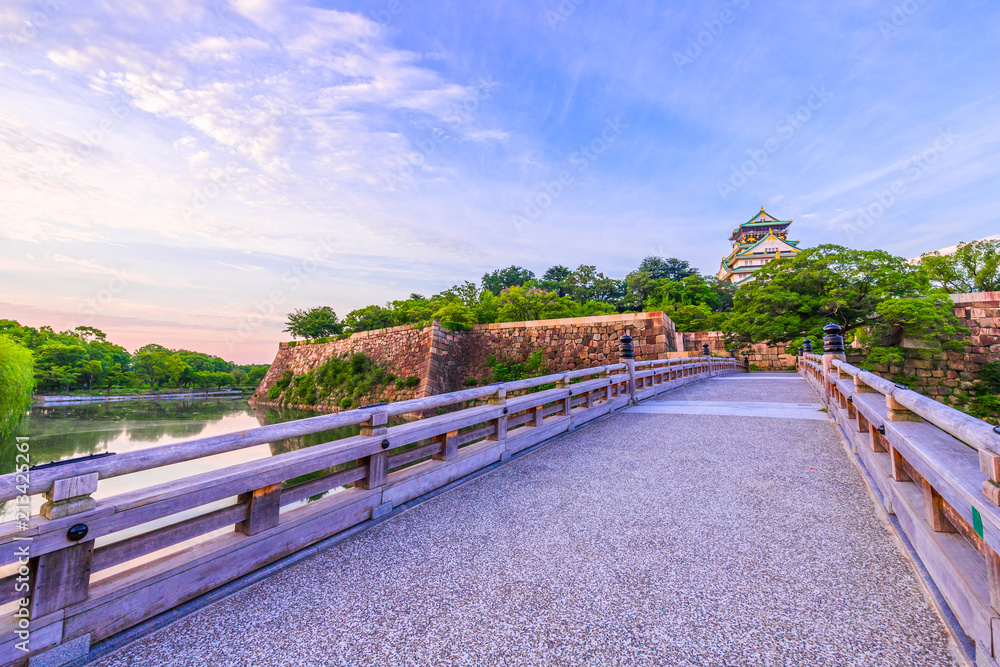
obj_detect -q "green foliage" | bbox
[976,361,1000,394]
[432,301,476,328]
[722,244,965,363]
[638,256,698,282]
[968,395,1000,423]
[0,336,34,466]
[267,371,293,399]
[284,306,344,339]
[0,320,266,393]
[487,350,545,382]
[482,265,535,295]
[267,353,397,407]
[344,305,395,333]
[463,377,479,386]
[395,376,420,389]
[919,239,1000,293]
[890,373,920,388]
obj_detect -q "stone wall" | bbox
[847,291,1000,406]
[251,324,433,409]
[253,312,679,410]
[676,331,795,371]
[459,311,677,385]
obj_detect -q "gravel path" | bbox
[92,375,961,666]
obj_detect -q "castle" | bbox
[717,207,802,285]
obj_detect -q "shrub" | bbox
[463,377,478,386]
[340,397,353,409]
[267,370,293,400]
[396,376,420,389]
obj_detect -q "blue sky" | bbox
[1,0,998,362]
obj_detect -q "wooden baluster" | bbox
[237,483,281,536]
[986,547,1000,614]
[555,376,572,417]
[356,410,389,490]
[870,427,887,453]
[921,480,957,533]
[886,392,923,423]
[30,474,99,620]
[854,375,877,393]
[432,430,459,461]
[487,386,508,440]
[979,450,1000,505]
[889,445,911,482]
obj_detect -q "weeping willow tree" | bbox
[0,335,34,475]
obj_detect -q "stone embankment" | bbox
[252,312,678,409]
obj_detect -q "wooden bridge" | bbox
[1,331,998,666]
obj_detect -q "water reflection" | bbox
[2,399,373,520]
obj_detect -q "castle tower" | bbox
[717,207,802,285]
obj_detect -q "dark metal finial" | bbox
[798,346,804,356]
[619,334,634,360]
[823,323,845,355]
[803,338,813,354]
[702,342,711,357]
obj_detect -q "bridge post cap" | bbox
[822,323,843,336]
[702,342,711,355]
[619,333,634,359]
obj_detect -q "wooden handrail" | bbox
[0,355,741,665]
[833,359,1000,455]
[800,343,1000,664]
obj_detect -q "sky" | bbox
[1,0,998,364]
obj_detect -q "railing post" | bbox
[822,324,846,403]
[620,334,637,404]
[237,483,281,536]
[356,410,389,490]
[29,473,98,664]
[488,385,508,440]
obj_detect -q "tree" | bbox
[482,266,535,295]
[0,335,34,470]
[344,305,395,333]
[284,306,344,339]
[638,256,698,282]
[540,265,572,296]
[723,244,965,363]
[496,286,575,322]
[562,265,623,304]
[919,239,1000,294]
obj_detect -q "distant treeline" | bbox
[0,321,269,393]
[284,257,735,339]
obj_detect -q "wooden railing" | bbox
[799,349,1000,665]
[0,355,742,666]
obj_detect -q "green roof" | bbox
[737,233,801,254]
[740,220,792,227]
